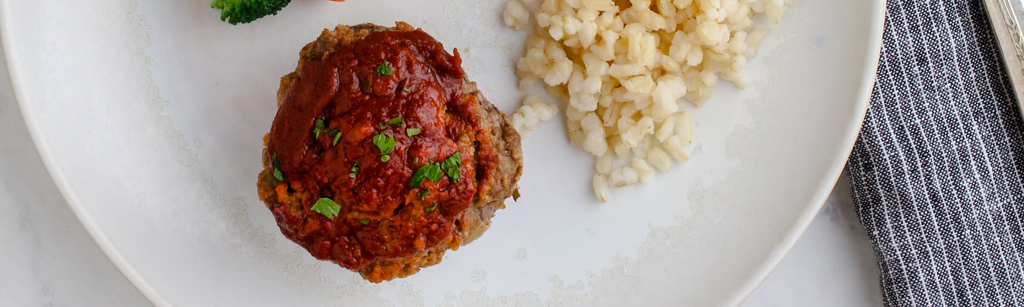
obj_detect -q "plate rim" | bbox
[0,1,887,306]
[0,2,176,305]
[724,2,886,305]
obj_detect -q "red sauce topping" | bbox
[266,29,485,268]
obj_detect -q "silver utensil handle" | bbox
[985,0,1024,105]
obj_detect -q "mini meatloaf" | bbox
[257,22,522,283]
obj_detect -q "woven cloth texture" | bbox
[845,0,1024,305]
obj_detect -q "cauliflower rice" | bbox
[504,0,793,202]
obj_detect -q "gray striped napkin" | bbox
[845,0,1024,305]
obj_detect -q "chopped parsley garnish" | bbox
[440,152,462,182]
[360,219,370,225]
[424,164,443,181]
[311,198,341,220]
[274,167,284,182]
[372,133,396,163]
[410,163,443,188]
[350,163,359,178]
[314,118,325,138]
[406,128,422,136]
[379,117,403,130]
[413,158,419,165]
[375,60,393,76]
[512,189,521,201]
[403,86,410,92]
[331,129,342,146]
[417,189,430,200]
[425,203,438,213]
[271,153,284,181]
[372,134,394,154]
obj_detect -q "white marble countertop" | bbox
[0,51,882,306]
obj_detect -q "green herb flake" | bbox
[440,152,462,182]
[314,118,325,138]
[375,60,393,76]
[271,153,284,182]
[372,133,396,155]
[417,189,430,200]
[360,219,370,225]
[410,163,443,188]
[424,203,438,213]
[380,155,391,163]
[425,164,443,181]
[311,198,341,220]
[402,86,410,92]
[512,189,521,201]
[379,118,404,131]
[274,168,284,182]
[413,158,419,165]
[350,163,359,178]
[406,128,422,137]
[332,130,342,146]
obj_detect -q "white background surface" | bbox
[0,44,883,307]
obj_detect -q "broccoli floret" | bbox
[211,0,292,25]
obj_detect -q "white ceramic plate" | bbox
[1,0,883,306]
